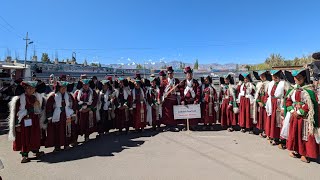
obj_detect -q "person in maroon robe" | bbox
[201,75,218,130]
[283,69,320,163]
[73,79,98,142]
[180,66,201,130]
[146,77,161,130]
[97,80,116,136]
[160,67,181,132]
[265,70,287,146]
[132,80,146,131]
[8,81,45,163]
[238,73,255,133]
[219,74,238,132]
[252,71,271,138]
[45,81,77,151]
[114,78,132,134]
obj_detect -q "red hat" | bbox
[166,66,174,73]
[105,76,113,81]
[184,66,193,74]
[59,74,67,81]
[159,70,166,77]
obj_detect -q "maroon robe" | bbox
[45,93,76,147]
[255,82,268,130]
[239,83,255,129]
[201,85,217,124]
[73,88,98,137]
[265,83,285,139]
[160,78,180,126]
[180,79,201,126]
[146,86,161,127]
[98,90,116,133]
[132,88,146,130]
[115,88,132,130]
[13,94,41,153]
[286,89,319,159]
[220,84,237,127]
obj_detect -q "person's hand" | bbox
[292,111,299,118]
[181,101,185,105]
[258,102,264,107]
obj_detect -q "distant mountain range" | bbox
[105,60,241,70]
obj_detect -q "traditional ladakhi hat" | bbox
[149,77,156,82]
[81,79,91,85]
[101,80,110,85]
[21,81,38,88]
[290,69,311,84]
[57,81,69,87]
[184,66,193,74]
[253,70,272,81]
[220,74,234,85]
[159,70,166,77]
[239,72,252,82]
[166,66,174,74]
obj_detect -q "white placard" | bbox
[173,104,201,120]
[24,119,32,127]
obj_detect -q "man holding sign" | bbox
[180,66,201,130]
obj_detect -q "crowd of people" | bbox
[6,53,320,164]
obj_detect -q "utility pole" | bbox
[24,32,30,67]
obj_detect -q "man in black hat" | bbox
[180,66,201,130]
[160,66,181,132]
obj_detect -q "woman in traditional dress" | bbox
[265,70,287,146]
[238,73,255,133]
[73,79,98,142]
[219,74,238,132]
[97,80,116,136]
[282,69,320,163]
[201,75,218,130]
[253,70,271,137]
[146,77,161,130]
[45,81,77,151]
[132,80,146,131]
[8,81,46,163]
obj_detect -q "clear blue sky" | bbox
[1,0,320,65]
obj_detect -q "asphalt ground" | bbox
[0,126,319,180]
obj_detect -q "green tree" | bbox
[41,53,50,63]
[245,65,251,71]
[194,59,199,70]
[136,64,143,69]
[98,63,102,67]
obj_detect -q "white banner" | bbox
[173,104,201,120]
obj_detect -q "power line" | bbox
[0,15,24,38]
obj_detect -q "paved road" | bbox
[0,128,319,180]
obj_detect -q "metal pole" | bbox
[23,32,30,67]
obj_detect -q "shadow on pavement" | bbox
[39,129,160,164]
